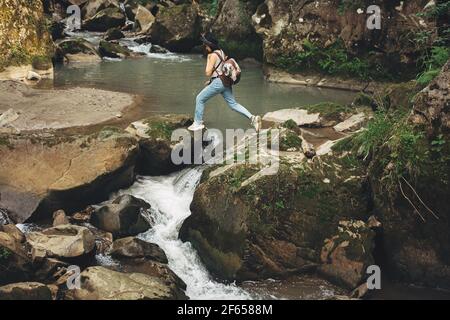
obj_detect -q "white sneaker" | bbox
[188,122,205,131]
[251,115,262,132]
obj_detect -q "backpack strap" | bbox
[212,50,225,76]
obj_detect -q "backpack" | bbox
[214,51,241,87]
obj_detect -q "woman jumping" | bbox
[188,33,262,132]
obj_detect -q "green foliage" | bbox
[199,0,219,16]
[282,119,298,130]
[275,39,388,80]
[280,131,302,150]
[417,46,450,85]
[337,0,367,15]
[352,109,449,194]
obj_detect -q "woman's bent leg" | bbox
[194,79,223,123]
[221,87,253,119]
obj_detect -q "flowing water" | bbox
[114,167,254,300]
[113,167,346,300]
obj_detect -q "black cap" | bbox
[201,32,219,48]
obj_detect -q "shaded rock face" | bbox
[26,225,96,260]
[318,220,375,289]
[64,266,186,300]
[211,0,263,60]
[126,114,193,176]
[83,7,126,32]
[0,282,52,300]
[369,60,450,289]
[0,130,138,223]
[91,195,151,238]
[148,4,201,52]
[252,0,436,78]
[111,237,168,263]
[180,154,370,282]
[0,226,33,285]
[0,0,53,71]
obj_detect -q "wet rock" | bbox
[64,266,187,300]
[150,45,168,54]
[318,220,375,290]
[0,282,52,300]
[26,224,96,259]
[111,237,168,263]
[148,3,201,52]
[99,40,131,59]
[104,27,125,41]
[0,224,25,243]
[83,7,126,32]
[91,195,151,238]
[0,129,138,222]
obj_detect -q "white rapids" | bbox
[115,167,253,300]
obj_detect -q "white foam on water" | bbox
[116,167,254,300]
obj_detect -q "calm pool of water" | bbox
[53,51,354,131]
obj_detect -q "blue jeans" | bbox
[194,78,253,123]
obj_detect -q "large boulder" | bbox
[90,195,151,238]
[252,0,438,81]
[64,266,187,300]
[111,237,168,263]
[83,7,126,32]
[368,60,450,289]
[135,5,155,33]
[26,224,96,260]
[82,0,117,20]
[55,37,102,63]
[104,27,125,41]
[0,129,139,223]
[180,150,370,281]
[0,282,52,300]
[125,114,193,175]
[211,0,263,60]
[148,4,201,52]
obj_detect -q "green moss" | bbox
[282,119,298,130]
[280,130,302,151]
[145,121,174,141]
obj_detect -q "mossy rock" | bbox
[180,149,370,281]
[99,40,131,59]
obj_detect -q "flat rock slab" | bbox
[263,108,321,126]
[0,81,135,132]
[333,113,367,133]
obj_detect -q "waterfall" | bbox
[116,167,253,300]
